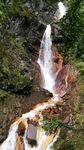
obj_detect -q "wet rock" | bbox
[27,124,37,140]
[63,116,70,124]
[18,121,26,136]
[48,47,78,97]
[27,118,38,126]
[0,134,7,144]
[27,124,37,146]
[56,99,65,106]
[54,65,77,97]
[28,139,37,147]
[38,88,53,97]
[14,136,24,150]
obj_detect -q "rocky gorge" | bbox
[0,0,84,150]
[0,0,63,143]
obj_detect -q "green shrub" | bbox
[0,89,8,101]
[42,115,62,133]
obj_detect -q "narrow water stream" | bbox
[37,25,56,95]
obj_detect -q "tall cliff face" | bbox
[0,0,62,93]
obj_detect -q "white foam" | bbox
[37,25,56,95]
[58,2,66,19]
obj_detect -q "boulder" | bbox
[27,123,37,146]
[63,116,70,124]
[27,124,37,140]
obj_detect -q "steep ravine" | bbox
[0,0,64,143]
[0,22,77,150]
[0,1,84,150]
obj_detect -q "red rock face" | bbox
[52,47,63,76]
[49,47,77,97]
[53,64,77,97]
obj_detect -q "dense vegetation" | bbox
[59,0,84,59]
[59,0,84,85]
[0,1,33,97]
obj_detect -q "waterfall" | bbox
[0,97,60,150]
[37,25,56,95]
[0,120,20,150]
[58,2,66,19]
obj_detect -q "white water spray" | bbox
[0,120,20,150]
[58,2,66,19]
[37,25,56,95]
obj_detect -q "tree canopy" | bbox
[59,0,84,60]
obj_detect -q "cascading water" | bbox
[58,2,66,19]
[37,25,56,95]
[0,97,60,150]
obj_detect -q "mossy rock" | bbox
[74,113,84,130]
[0,42,33,94]
[0,89,8,101]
